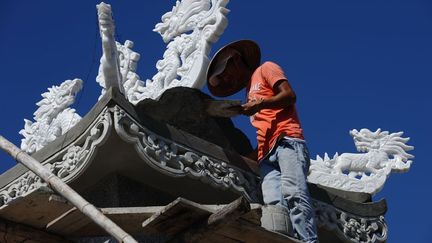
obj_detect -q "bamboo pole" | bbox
[0,135,138,243]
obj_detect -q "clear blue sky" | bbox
[1,1,431,242]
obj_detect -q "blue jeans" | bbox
[260,137,318,243]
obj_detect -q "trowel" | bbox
[205,99,242,117]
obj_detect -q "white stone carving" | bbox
[96,2,123,99]
[3,109,112,207]
[96,0,230,103]
[116,40,144,103]
[112,105,260,202]
[313,200,387,243]
[141,0,229,100]
[308,128,414,195]
[19,79,83,154]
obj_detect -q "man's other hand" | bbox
[241,99,264,116]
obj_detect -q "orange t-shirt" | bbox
[246,61,304,161]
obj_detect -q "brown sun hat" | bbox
[206,40,261,97]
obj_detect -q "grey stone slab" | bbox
[0,187,73,229]
[141,197,213,235]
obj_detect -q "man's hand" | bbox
[241,98,264,116]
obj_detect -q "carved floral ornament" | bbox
[2,108,112,207]
[112,106,260,202]
[313,200,387,243]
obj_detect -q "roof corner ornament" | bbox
[308,128,414,195]
[96,2,124,98]
[19,79,83,154]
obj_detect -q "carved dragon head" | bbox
[350,128,414,171]
[154,0,212,43]
[34,79,83,122]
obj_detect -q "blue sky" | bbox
[1,1,431,242]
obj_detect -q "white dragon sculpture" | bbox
[19,79,83,154]
[96,0,230,103]
[307,128,414,195]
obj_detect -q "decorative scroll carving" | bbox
[1,109,112,207]
[96,2,123,98]
[112,105,260,202]
[308,128,414,195]
[19,79,83,154]
[313,200,387,243]
[96,0,230,102]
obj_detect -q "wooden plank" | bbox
[0,187,74,229]
[47,199,252,237]
[77,207,159,236]
[46,207,93,236]
[177,197,251,243]
[173,200,301,243]
[208,197,250,225]
[141,197,213,236]
[47,206,159,236]
[0,218,73,243]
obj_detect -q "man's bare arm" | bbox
[241,79,296,116]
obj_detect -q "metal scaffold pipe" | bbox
[0,135,138,243]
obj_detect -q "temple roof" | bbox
[0,87,388,242]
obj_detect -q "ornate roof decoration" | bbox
[96,0,230,102]
[19,79,83,154]
[308,128,414,195]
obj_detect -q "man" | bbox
[207,40,318,243]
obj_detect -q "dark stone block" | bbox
[135,87,253,156]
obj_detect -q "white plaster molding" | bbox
[313,200,387,243]
[96,0,230,103]
[112,105,260,202]
[19,79,83,154]
[308,128,414,195]
[3,108,112,207]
